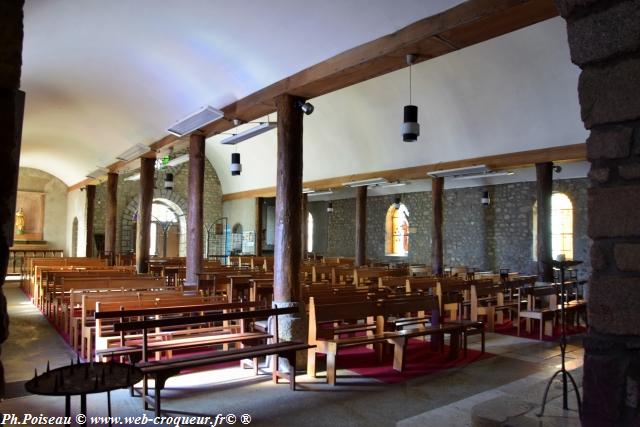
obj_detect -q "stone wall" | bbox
[316,178,590,278]
[557,1,640,425]
[92,157,223,256]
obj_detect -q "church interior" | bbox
[0,1,639,426]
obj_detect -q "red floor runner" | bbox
[318,340,492,384]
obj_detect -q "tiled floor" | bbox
[0,280,584,427]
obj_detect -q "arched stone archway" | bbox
[120,189,188,256]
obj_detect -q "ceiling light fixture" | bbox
[167,105,224,137]
[327,202,334,213]
[379,181,408,188]
[124,173,140,181]
[220,121,277,145]
[481,190,490,206]
[343,177,389,187]
[402,54,419,142]
[295,100,314,115]
[427,165,490,178]
[302,188,315,194]
[116,143,151,162]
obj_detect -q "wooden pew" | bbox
[113,305,312,416]
[517,284,558,340]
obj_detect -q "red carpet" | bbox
[494,319,586,342]
[318,340,492,384]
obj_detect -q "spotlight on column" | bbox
[231,153,242,176]
[327,202,334,213]
[481,190,490,206]
[164,173,174,191]
[295,100,314,115]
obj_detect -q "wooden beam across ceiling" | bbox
[221,143,586,201]
[68,0,558,192]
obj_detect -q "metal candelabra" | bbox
[537,259,583,417]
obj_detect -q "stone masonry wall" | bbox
[557,0,640,425]
[93,156,223,255]
[318,178,590,278]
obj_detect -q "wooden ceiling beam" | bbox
[221,143,586,201]
[67,0,558,192]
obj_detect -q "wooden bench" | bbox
[93,299,261,362]
[517,284,558,340]
[113,305,312,416]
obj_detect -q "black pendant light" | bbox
[231,152,242,176]
[164,173,174,190]
[402,54,420,142]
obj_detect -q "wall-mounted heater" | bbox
[343,177,388,187]
[165,154,189,167]
[167,105,224,137]
[427,165,489,178]
[116,143,151,162]
[86,167,109,179]
[453,171,515,180]
[220,122,277,145]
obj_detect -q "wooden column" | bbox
[536,162,553,282]
[85,185,96,258]
[135,156,155,274]
[431,177,444,275]
[355,186,367,267]
[104,172,118,265]
[186,133,205,289]
[273,94,303,303]
[301,193,309,259]
[254,197,263,256]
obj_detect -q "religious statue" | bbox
[15,208,25,234]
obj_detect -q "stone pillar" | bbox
[556,1,640,425]
[85,185,96,257]
[301,193,308,259]
[255,197,263,256]
[355,186,367,266]
[273,94,306,368]
[104,172,118,265]
[431,177,444,275]
[185,133,205,290]
[135,156,154,274]
[0,0,24,397]
[536,162,554,282]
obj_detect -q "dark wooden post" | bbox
[355,186,367,266]
[85,185,96,258]
[301,193,309,259]
[536,162,553,282]
[104,172,118,265]
[186,133,205,290]
[273,94,303,303]
[255,197,263,256]
[135,156,155,274]
[431,177,444,275]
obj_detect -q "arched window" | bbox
[551,193,573,260]
[307,212,314,253]
[385,202,410,256]
[532,192,574,261]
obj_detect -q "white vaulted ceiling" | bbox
[20,0,465,186]
[20,2,587,194]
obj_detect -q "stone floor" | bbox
[0,280,584,426]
